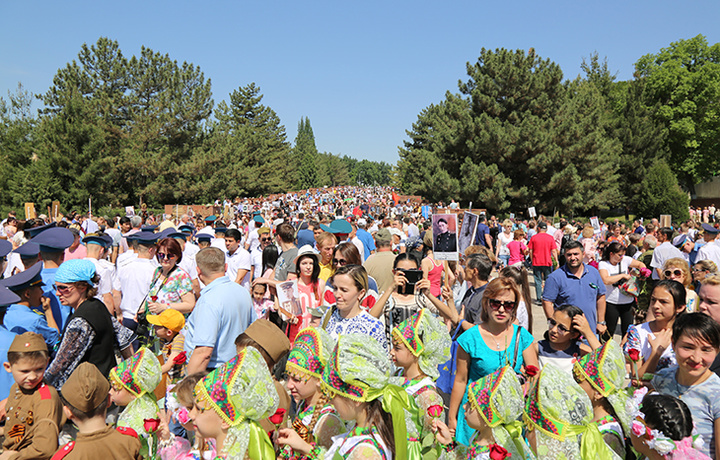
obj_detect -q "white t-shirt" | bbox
[650,242,684,280]
[497,231,513,256]
[85,257,113,299]
[598,256,634,304]
[697,240,720,269]
[226,248,252,290]
[117,258,157,319]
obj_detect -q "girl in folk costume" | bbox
[278,333,414,459]
[573,340,632,459]
[524,363,615,460]
[433,365,536,460]
[279,328,346,459]
[190,347,279,460]
[390,309,450,458]
[109,347,162,457]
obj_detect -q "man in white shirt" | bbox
[82,234,116,313]
[244,215,264,253]
[251,227,273,280]
[117,232,158,329]
[650,227,684,280]
[224,228,252,291]
[696,223,720,268]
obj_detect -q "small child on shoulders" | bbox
[53,362,141,460]
[0,332,63,460]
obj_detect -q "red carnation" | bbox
[143,418,160,433]
[489,443,511,460]
[173,351,187,365]
[628,348,641,362]
[525,365,539,377]
[427,405,443,418]
[269,408,287,425]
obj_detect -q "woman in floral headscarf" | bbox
[278,333,414,459]
[524,363,614,460]
[279,328,345,458]
[190,347,278,460]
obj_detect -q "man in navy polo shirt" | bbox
[542,240,607,337]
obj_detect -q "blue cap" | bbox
[253,215,265,223]
[0,240,11,258]
[326,219,352,235]
[178,225,195,234]
[0,261,44,292]
[165,231,188,241]
[196,234,212,243]
[55,259,96,284]
[25,222,57,238]
[14,242,40,259]
[204,215,217,223]
[141,225,158,232]
[213,227,227,235]
[156,228,176,240]
[82,233,113,248]
[0,287,20,306]
[129,231,159,245]
[702,223,719,234]
[31,227,74,252]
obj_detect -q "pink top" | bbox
[507,240,527,266]
[64,244,87,260]
[297,281,320,330]
[427,258,443,297]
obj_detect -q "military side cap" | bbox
[0,287,20,306]
[0,240,13,258]
[253,215,265,223]
[61,362,110,413]
[329,219,352,235]
[0,261,44,292]
[702,223,719,234]
[375,228,392,244]
[204,215,217,223]
[141,225,158,232]
[178,225,195,234]
[14,242,40,259]
[25,222,57,238]
[258,227,271,235]
[82,233,113,248]
[9,331,48,353]
[243,319,291,364]
[31,228,74,252]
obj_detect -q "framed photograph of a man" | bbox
[432,214,459,261]
[458,212,478,255]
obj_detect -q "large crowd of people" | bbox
[0,186,718,459]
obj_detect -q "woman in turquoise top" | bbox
[448,277,537,446]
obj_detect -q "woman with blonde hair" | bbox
[495,219,514,268]
[661,257,699,313]
[693,259,718,290]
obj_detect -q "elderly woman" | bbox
[693,259,718,290]
[45,259,134,389]
[661,257,699,313]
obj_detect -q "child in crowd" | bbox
[251,283,273,320]
[234,319,292,431]
[629,389,711,460]
[147,308,186,383]
[277,333,413,459]
[159,373,210,460]
[651,312,720,458]
[524,363,615,460]
[532,304,600,374]
[191,347,278,459]
[1,332,63,460]
[108,347,162,456]
[625,280,686,380]
[55,362,142,460]
[390,309,450,458]
[279,328,344,458]
[573,340,631,458]
[432,365,534,460]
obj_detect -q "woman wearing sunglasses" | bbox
[660,257,698,313]
[448,277,539,446]
[144,238,196,316]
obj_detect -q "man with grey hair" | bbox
[637,234,657,270]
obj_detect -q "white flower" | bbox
[693,435,705,450]
[649,437,676,456]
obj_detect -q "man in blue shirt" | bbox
[473,214,493,248]
[355,218,376,260]
[184,247,256,373]
[542,241,608,337]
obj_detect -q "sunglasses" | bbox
[547,318,571,334]
[260,237,272,242]
[664,269,683,278]
[487,298,517,311]
[157,253,176,260]
[333,258,348,266]
[53,283,74,293]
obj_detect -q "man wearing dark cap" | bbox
[0,262,60,349]
[55,362,142,459]
[82,234,116,315]
[697,223,720,269]
[434,217,457,253]
[363,228,395,293]
[117,232,158,333]
[32,228,75,330]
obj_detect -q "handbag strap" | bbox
[511,325,522,370]
[451,319,465,340]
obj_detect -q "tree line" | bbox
[0,37,393,213]
[397,36,720,221]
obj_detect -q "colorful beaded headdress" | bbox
[391,309,451,380]
[194,347,278,460]
[573,339,631,433]
[109,347,161,397]
[286,327,335,380]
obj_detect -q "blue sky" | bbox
[1,1,718,164]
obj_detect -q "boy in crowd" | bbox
[147,308,186,383]
[1,332,63,460]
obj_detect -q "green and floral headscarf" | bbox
[195,347,279,460]
[286,327,335,381]
[391,309,451,380]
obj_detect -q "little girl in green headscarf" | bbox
[432,365,535,460]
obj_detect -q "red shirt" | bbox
[528,232,556,266]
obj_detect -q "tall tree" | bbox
[635,35,720,190]
[636,160,690,221]
[294,117,319,189]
